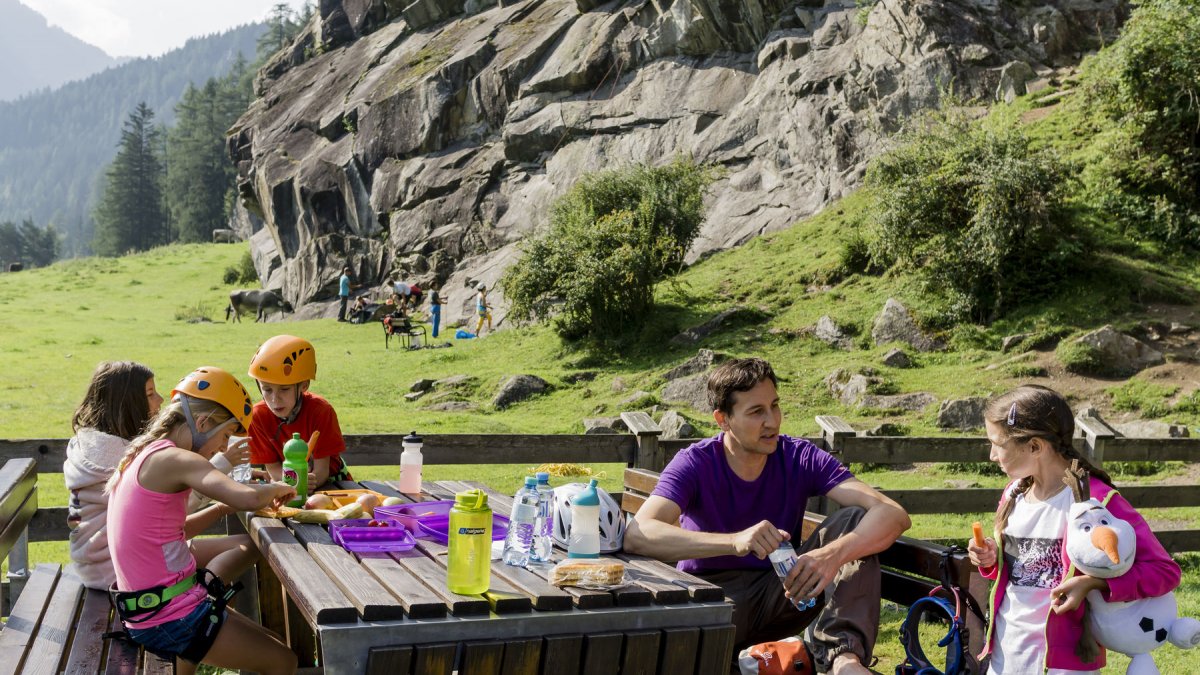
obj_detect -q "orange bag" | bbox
[737,637,814,675]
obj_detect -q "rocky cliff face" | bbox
[229,0,1126,326]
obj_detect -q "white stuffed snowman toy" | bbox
[1064,498,1200,675]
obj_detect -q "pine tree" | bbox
[257,4,299,60]
[93,103,166,256]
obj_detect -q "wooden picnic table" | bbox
[239,478,735,675]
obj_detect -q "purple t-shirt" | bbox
[651,433,852,573]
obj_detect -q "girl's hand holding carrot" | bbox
[967,520,997,568]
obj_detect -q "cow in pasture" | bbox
[212,228,239,243]
[226,289,294,323]
[6,262,22,272]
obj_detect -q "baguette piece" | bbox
[549,560,625,587]
[254,505,302,519]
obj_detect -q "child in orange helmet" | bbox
[105,367,297,674]
[246,335,352,489]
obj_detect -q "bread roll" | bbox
[254,505,302,519]
[549,560,625,587]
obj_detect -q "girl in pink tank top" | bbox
[106,366,297,675]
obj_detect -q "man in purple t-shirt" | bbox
[624,358,911,675]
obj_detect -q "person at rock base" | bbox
[624,358,910,674]
[966,385,1180,674]
[247,335,353,489]
[105,366,297,675]
[428,283,442,338]
[474,282,492,336]
[336,266,354,322]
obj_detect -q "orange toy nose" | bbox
[1092,526,1120,564]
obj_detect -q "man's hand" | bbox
[967,536,997,569]
[731,520,788,560]
[786,546,841,599]
[1051,575,1107,614]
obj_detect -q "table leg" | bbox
[256,557,287,639]
[286,593,319,667]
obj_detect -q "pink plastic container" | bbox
[417,513,509,544]
[373,500,509,543]
[328,517,416,553]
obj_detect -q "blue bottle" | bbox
[531,472,554,562]
[502,477,539,567]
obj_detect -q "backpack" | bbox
[896,548,986,675]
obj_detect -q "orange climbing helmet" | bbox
[248,335,317,385]
[171,366,255,433]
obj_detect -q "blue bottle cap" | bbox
[536,472,550,482]
[524,476,537,488]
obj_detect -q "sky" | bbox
[19,0,311,58]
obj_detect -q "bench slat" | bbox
[22,566,85,675]
[388,550,490,616]
[622,468,660,496]
[540,635,582,675]
[0,459,37,562]
[581,633,622,675]
[412,642,456,675]
[658,627,699,675]
[408,528,532,615]
[63,589,114,675]
[359,556,447,619]
[620,630,660,674]
[367,646,412,675]
[0,564,59,675]
[616,555,725,603]
[461,640,505,675]
[499,638,540,675]
[103,611,140,675]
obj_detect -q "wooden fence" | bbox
[3,411,1200,549]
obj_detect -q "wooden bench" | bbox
[622,466,990,655]
[0,458,173,675]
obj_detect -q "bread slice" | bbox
[549,560,626,587]
[254,505,302,519]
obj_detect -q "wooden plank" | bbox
[617,555,725,603]
[411,642,456,675]
[287,522,406,621]
[581,633,622,675]
[406,526,531,615]
[540,635,582,675]
[0,564,59,675]
[815,415,856,437]
[1105,437,1200,462]
[29,506,230,544]
[879,568,939,607]
[460,641,505,675]
[619,412,661,436]
[622,468,660,496]
[619,631,660,675]
[837,437,992,464]
[619,492,646,516]
[140,651,174,675]
[344,435,634,466]
[255,553,288,642]
[883,485,1200,513]
[489,563,573,612]
[286,592,319,668]
[103,607,140,675]
[1151,529,1200,553]
[0,448,54,475]
[0,489,37,565]
[621,564,689,604]
[657,627,699,675]
[22,562,82,672]
[360,556,447,618]
[1077,415,1116,465]
[499,638,540,675]
[0,458,36,522]
[388,550,490,616]
[245,516,358,625]
[695,625,736,675]
[63,589,114,675]
[368,646,413,675]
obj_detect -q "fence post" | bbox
[621,412,664,471]
[814,416,856,514]
[1076,414,1116,468]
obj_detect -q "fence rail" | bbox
[4,412,1200,548]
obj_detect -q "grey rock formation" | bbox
[659,410,698,439]
[1112,421,1190,439]
[665,349,722,381]
[1070,325,1164,376]
[661,372,711,412]
[426,401,476,412]
[864,422,904,437]
[491,374,549,409]
[937,397,987,430]
[404,390,426,401]
[881,347,912,368]
[410,378,435,392]
[1001,332,1032,353]
[996,60,1035,103]
[436,374,477,388]
[860,392,936,412]
[671,307,757,346]
[231,0,1127,321]
[871,298,943,352]
[812,315,853,350]
[620,390,658,408]
[582,417,623,434]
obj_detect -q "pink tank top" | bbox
[108,440,206,627]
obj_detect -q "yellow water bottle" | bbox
[447,489,492,594]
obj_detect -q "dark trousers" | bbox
[695,506,880,671]
[431,306,441,338]
[337,295,348,321]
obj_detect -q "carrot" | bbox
[972,521,985,547]
[306,430,321,462]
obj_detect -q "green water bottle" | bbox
[447,489,492,595]
[281,433,308,508]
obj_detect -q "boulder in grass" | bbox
[871,298,943,352]
[881,348,912,369]
[937,397,988,430]
[582,418,621,435]
[662,373,711,412]
[491,374,549,409]
[812,315,853,350]
[665,349,723,381]
[1071,325,1164,376]
[659,411,698,440]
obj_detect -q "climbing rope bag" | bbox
[896,548,985,675]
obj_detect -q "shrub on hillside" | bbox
[864,107,1079,323]
[1055,339,1106,375]
[222,250,257,285]
[1080,0,1200,247]
[501,158,718,341]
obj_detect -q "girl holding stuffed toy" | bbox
[966,385,1181,674]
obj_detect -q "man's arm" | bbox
[623,495,789,561]
[785,478,911,600]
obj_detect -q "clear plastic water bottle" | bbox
[502,477,539,567]
[768,541,817,610]
[531,472,554,562]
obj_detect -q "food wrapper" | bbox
[548,559,627,590]
[254,505,302,519]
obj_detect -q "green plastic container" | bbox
[281,433,308,508]
[447,489,492,595]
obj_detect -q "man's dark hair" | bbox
[707,358,778,415]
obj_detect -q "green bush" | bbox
[501,158,718,341]
[1108,379,1178,417]
[222,250,258,285]
[1079,0,1200,247]
[1055,339,1106,375]
[865,107,1079,323]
